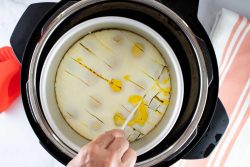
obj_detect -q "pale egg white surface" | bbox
[55,29,171,142]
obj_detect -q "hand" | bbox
[67,129,137,167]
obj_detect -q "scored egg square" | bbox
[55,29,171,142]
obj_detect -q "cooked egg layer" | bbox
[55,29,171,142]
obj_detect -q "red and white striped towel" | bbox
[172,8,250,167]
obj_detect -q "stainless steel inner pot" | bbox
[25,0,208,166]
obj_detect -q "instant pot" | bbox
[10,0,229,166]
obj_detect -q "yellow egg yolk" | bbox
[109,79,122,92]
[113,95,148,127]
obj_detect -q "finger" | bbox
[107,129,125,137]
[107,137,129,158]
[122,148,137,166]
[93,129,124,148]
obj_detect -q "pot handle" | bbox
[183,98,229,159]
[10,1,79,63]
[10,3,57,63]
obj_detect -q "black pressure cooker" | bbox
[10,0,229,166]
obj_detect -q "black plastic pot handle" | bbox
[183,98,229,159]
[10,3,57,63]
[10,1,77,63]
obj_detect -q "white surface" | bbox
[198,0,250,33]
[0,98,63,167]
[0,0,249,167]
[225,113,250,167]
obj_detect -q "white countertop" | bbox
[0,0,249,167]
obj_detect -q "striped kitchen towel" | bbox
[173,8,250,167]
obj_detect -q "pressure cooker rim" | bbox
[22,0,208,166]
